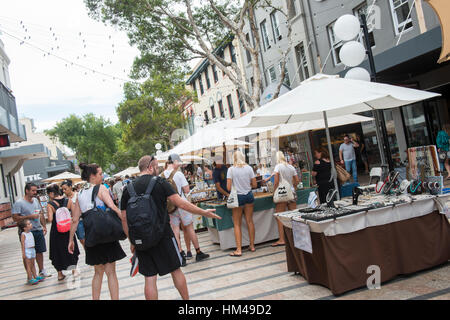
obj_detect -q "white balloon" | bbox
[155,143,162,150]
[345,67,371,82]
[334,14,361,41]
[339,41,366,67]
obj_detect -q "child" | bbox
[19,219,44,285]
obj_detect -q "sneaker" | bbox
[35,276,44,282]
[186,251,193,260]
[195,251,210,262]
[180,251,187,267]
[130,253,139,277]
[39,269,52,278]
[28,278,39,285]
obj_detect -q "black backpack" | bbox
[125,176,167,251]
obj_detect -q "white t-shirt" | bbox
[274,163,297,188]
[197,166,203,177]
[164,168,190,215]
[163,169,189,199]
[227,165,255,195]
[23,231,35,248]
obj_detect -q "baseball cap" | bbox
[168,154,183,164]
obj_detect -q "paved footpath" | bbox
[0,225,449,300]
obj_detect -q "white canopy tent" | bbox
[156,154,213,165]
[239,73,441,198]
[42,171,82,183]
[113,166,140,178]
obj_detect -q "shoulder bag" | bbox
[81,185,126,247]
[226,168,239,209]
[273,167,295,203]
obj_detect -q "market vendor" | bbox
[212,155,230,200]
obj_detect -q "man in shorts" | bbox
[120,155,221,300]
[162,154,210,266]
[12,183,51,278]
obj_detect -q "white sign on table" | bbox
[292,220,312,253]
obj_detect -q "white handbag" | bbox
[273,171,295,203]
[226,168,239,208]
[226,185,239,208]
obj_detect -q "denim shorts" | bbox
[76,220,85,240]
[25,247,36,259]
[31,230,46,253]
[237,191,255,207]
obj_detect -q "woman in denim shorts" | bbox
[227,151,257,257]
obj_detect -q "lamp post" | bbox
[360,14,394,172]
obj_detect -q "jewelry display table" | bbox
[276,194,450,295]
[199,188,316,250]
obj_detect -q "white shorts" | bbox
[169,209,193,227]
[25,248,36,259]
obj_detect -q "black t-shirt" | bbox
[313,159,332,185]
[120,174,177,235]
[213,166,229,199]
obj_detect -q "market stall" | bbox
[199,188,316,250]
[275,192,450,295]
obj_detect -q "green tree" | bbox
[45,113,119,170]
[113,70,193,169]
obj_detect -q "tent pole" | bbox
[323,111,340,200]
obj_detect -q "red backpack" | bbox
[55,207,72,233]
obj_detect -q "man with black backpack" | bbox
[120,155,221,300]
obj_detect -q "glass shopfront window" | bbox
[402,103,430,147]
[383,109,402,167]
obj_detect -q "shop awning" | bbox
[426,0,450,63]
[113,166,140,178]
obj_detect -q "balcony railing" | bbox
[0,81,25,141]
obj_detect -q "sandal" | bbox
[248,247,256,252]
[271,242,285,247]
[229,252,242,257]
[58,275,66,281]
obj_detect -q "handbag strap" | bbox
[91,185,101,209]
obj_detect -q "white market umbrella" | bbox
[113,166,140,178]
[42,171,82,183]
[240,73,440,198]
[157,154,212,164]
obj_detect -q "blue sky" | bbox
[0,0,139,132]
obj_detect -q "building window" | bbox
[227,94,235,119]
[270,11,281,42]
[260,20,270,51]
[0,164,7,198]
[212,65,218,83]
[267,66,277,84]
[245,33,252,63]
[230,45,236,63]
[205,70,211,89]
[192,81,197,96]
[218,100,225,118]
[12,175,17,197]
[295,43,309,81]
[250,77,255,94]
[199,77,204,95]
[389,0,413,35]
[354,2,376,48]
[327,22,343,66]
[204,110,209,125]
[287,0,298,19]
[210,105,216,119]
[237,90,245,114]
[279,62,291,87]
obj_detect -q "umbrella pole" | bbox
[323,111,341,200]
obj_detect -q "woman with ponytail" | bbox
[68,163,126,300]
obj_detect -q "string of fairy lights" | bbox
[0,16,140,86]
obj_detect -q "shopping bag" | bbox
[336,164,351,184]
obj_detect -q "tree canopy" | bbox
[45,113,120,170]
